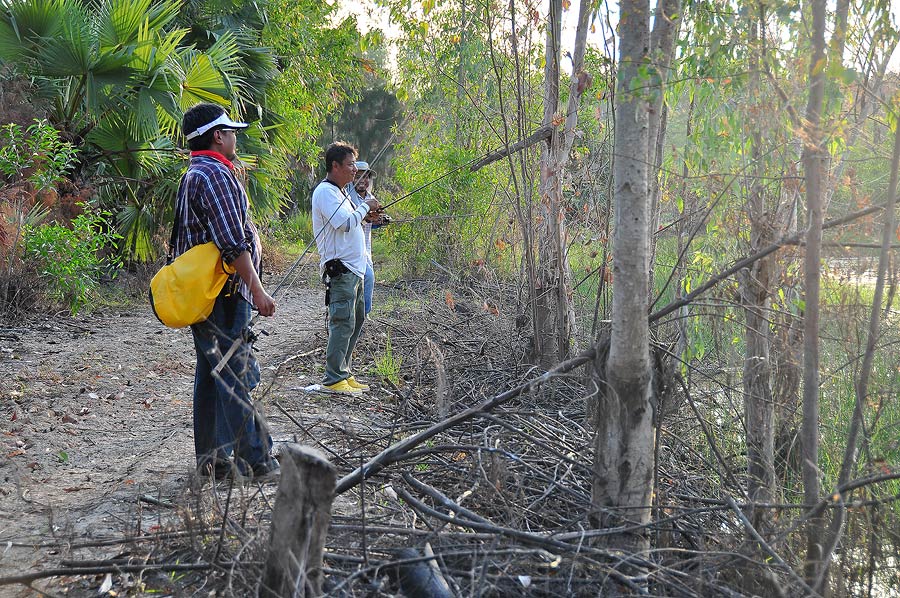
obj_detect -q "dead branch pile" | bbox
[8,279,900,596]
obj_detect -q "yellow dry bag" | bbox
[149,242,236,328]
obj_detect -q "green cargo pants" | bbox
[324,272,365,385]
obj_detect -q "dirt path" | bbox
[0,285,326,595]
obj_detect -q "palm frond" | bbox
[178,52,229,109]
[144,0,180,31]
[116,200,157,261]
[32,2,92,75]
[155,103,180,139]
[135,135,177,177]
[203,29,242,75]
[85,112,135,174]
[0,0,66,63]
[133,26,186,71]
[125,86,161,141]
[95,0,149,49]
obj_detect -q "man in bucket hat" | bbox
[346,159,388,315]
[175,102,279,481]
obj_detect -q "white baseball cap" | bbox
[185,112,249,140]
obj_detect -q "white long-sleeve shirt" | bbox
[312,179,370,278]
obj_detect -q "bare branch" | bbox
[469,124,555,172]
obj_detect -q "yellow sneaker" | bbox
[346,376,370,391]
[322,379,363,395]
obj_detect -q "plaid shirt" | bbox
[346,185,374,265]
[173,153,261,304]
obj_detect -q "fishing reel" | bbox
[365,209,392,226]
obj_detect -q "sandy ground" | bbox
[0,284,332,596]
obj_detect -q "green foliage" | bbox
[326,80,402,178]
[0,0,370,262]
[818,295,900,492]
[269,209,313,246]
[0,120,77,190]
[23,206,123,315]
[387,143,497,274]
[373,333,401,385]
[262,0,367,164]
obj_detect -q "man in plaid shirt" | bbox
[174,103,279,481]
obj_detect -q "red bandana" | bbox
[190,150,235,171]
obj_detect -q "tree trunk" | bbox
[647,0,682,258]
[591,0,654,556]
[801,0,827,585]
[742,6,775,533]
[455,0,467,145]
[532,0,563,365]
[532,0,590,365]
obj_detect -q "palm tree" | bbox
[0,0,271,259]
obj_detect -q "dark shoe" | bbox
[198,460,233,481]
[251,459,281,482]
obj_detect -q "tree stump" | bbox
[259,445,335,598]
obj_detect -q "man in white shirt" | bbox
[312,143,381,394]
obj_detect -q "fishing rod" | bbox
[381,213,474,225]
[269,145,496,300]
[217,140,523,368]
[377,153,484,211]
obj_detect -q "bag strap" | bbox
[169,164,249,272]
[166,209,180,263]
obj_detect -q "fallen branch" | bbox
[0,529,215,550]
[0,562,215,587]
[137,494,175,509]
[394,479,647,593]
[334,349,596,494]
[403,471,664,544]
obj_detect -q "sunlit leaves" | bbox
[180,53,229,107]
[811,57,826,76]
[97,0,151,48]
[117,201,159,261]
[825,60,857,85]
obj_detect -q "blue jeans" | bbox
[190,292,272,472]
[324,272,366,385]
[364,263,374,315]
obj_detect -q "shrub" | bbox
[373,333,402,385]
[0,120,77,190]
[23,207,122,315]
[0,256,46,321]
[269,210,314,246]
